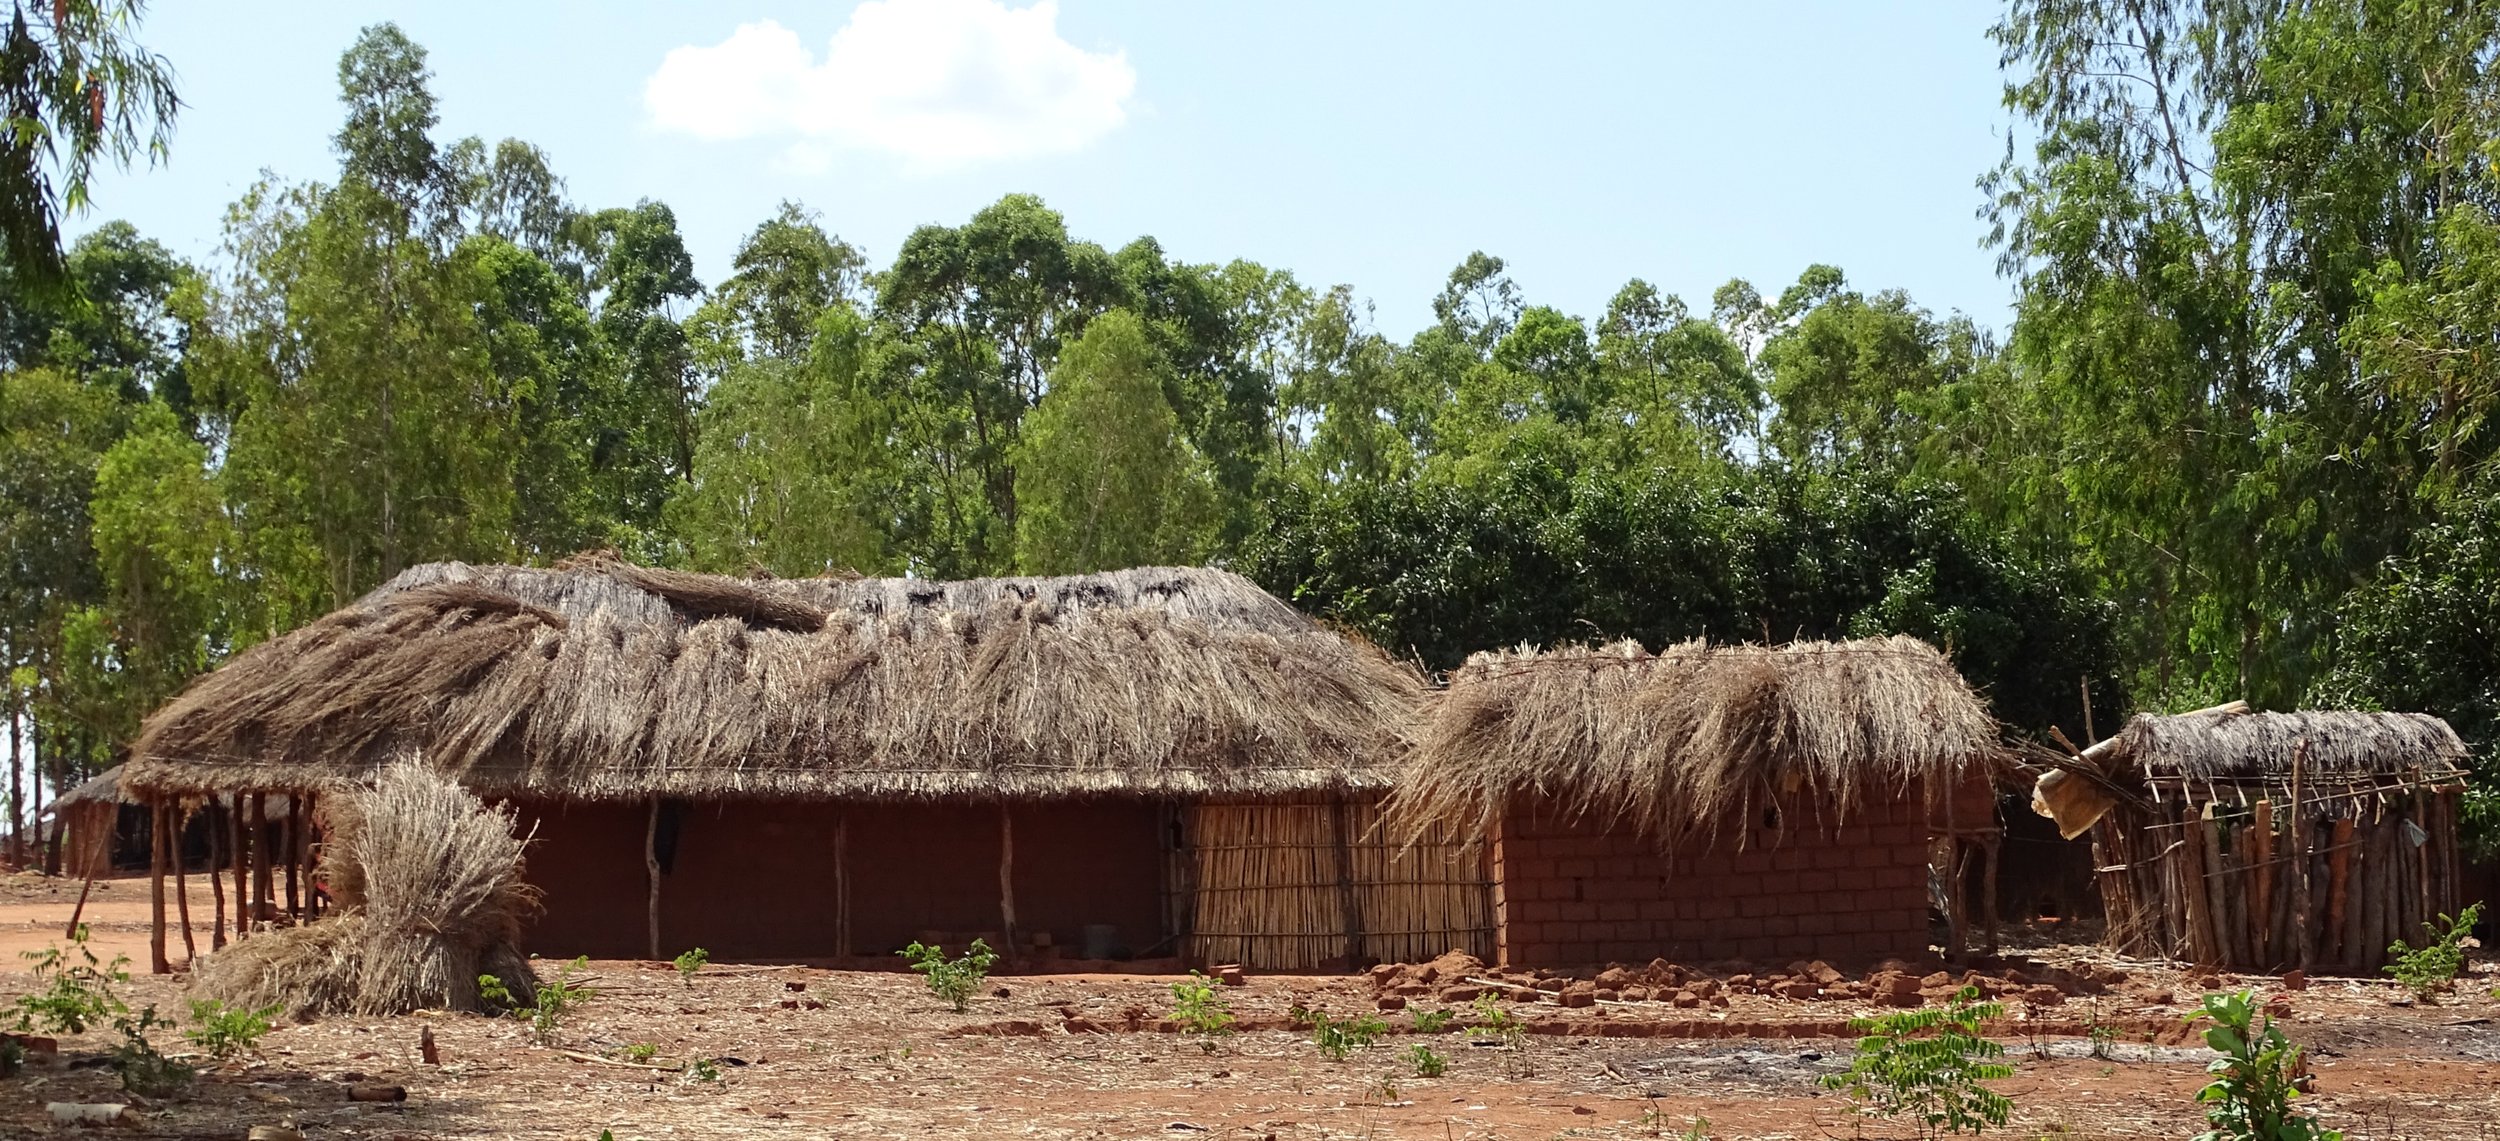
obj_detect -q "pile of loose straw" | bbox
[192,763,541,1017]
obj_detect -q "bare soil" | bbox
[2,876,2495,1140]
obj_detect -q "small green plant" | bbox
[622,1042,659,1063]
[111,1004,191,1096]
[899,940,997,1012]
[2191,991,2341,1141]
[1412,1008,1454,1033]
[1464,991,1522,1049]
[2088,1021,2118,1061]
[13,925,120,1035]
[520,955,592,1040]
[183,999,280,1061]
[1822,985,2013,1139]
[673,947,710,980]
[1169,971,1234,1052]
[1404,1043,1446,1077]
[1307,1009,1387,1062]
[479,972,515,1012]
[2384,902,2482,1002]
[1372,1074,1399,1102]
[685,1057,723,1083]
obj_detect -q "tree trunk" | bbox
[148,803,169,974]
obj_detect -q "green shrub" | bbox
[483,957,595,1046]
[673,947,710,981]
[1307,1009,1387,1062]
[1169,971,1234,1051]
[622,1042,659,1063]
[183,999,280,1061]
[2192,991,2341,1141]
[2385,902,2483,1002]
[1404,1043,1446,1077]
[1412,1008,1454,1033]
[1822,985,2013,1139]
[1464,992,1522,1049]
[899,940,997,1012]
[13,925,120,1035]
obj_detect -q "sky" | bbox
[76,0,2022,338]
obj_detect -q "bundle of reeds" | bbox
[192,763,541,1018]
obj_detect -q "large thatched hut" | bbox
[121,558,1477,971]
[2037,705,2469,973]
[1392,637,2006,967]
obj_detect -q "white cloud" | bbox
[644,0,1136,168]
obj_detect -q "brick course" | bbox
[1491,790,1937,966]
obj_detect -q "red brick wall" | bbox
[1491,791,1936,967]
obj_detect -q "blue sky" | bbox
[80,0,2020,337]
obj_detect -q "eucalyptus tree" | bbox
[0,0,178,290]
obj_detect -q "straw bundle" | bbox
[1391,636,2000,845]
[124,561,1421,803]
[1187,797,1492,971]
[192,764,541,1018]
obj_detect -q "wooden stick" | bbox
[173,805,195,966]
[249,792,270,924]
[2324,816,2353,966]
[281,795,298,919]
[998,804,1019,960]
[147,802,169,975]
[644,796,661,962]
[301,791,319,920]
[833,811,849,958]
[2289,746,2313,971]
[228,798,246,939]
[63,842,99,939]
[208,796,227,949]
[2249,800,2273,963]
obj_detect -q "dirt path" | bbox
[0,884,2493,1139]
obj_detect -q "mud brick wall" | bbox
[1490,791,1937,966]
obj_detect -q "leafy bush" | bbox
[1822,985,2013,1139]
[113,1004,191,1096]
[485,956,596,1046]
[1412,1008,1455,1033]
[479,972,515,1011]
[899,940,997,1012]
[2192,991,2340,1141]
[2385,902,2482,1002]
[673,947,709,981]
[1169,971,1234,1051]
[1404,1043,1446,1077]
[183,999,280,1061]
[13,926,190,1095]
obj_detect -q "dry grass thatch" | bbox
[191,763,540,1018]
[123,560,1422,801]
[2111,708,2468,787]
[52,764,129,810]
[1389,636,2001,843]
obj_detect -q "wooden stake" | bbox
[998,804,1019,959]
[2250,800,2275,964]
[173,805,196,966]
[644,796,661,962]
[2181,807,2219,966]
[2289,746,2313,970]
[64,847,99,939]
[148,802,169,975]
[249,792,271,924]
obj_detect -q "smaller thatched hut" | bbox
[2039,706,2469,973]
[1393,636,2006,967]
[52,765,138,881]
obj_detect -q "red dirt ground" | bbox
[2,874,2496,1140]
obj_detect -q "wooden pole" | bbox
[173,805,196,966]
[2289,746,2313,971]
[301,791,319,920]
[644,796,661,962]
[147,802,169,974]
[2181,806,2219,966]
[2324,816,2354,967]
[2250,799,2275,965]
[249,792,271,925]
[833,811,849,958]
[998,804,1019,959]
[282,795,299,920]
[207,797,227,950]
[64,819,100,939]
[228,798,247,939]
[1329,795,1364,968]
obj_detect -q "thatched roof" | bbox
[1391,636,2001,842]
[121,559,1423,802]
[52,765,130,811]
[2111,709,2468,787]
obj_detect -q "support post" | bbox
[228,798,247,939]
[282,795,299,920]
[64,830,100,939]
[208,798,227,949]
[147,802,169,974]
[833,812,849,958]
[998,804,1018,959]
[644,796,661,962]
[2324,816,2354,966]
[2290,745,2314,971]
[249,792,271,925]
[173,805,195,965]
[301,791,319,920]
[1982,835,2002,957]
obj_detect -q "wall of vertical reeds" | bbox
[1187,795,1491,971]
